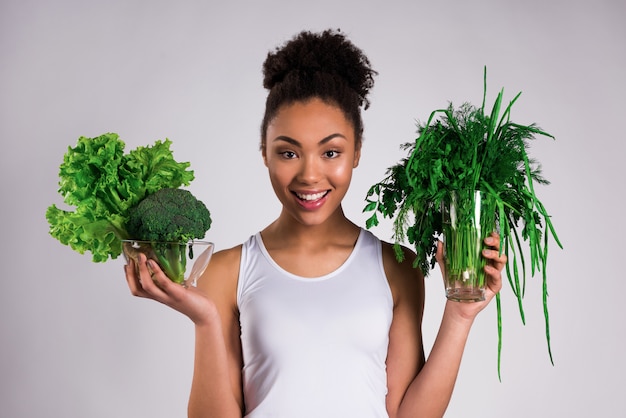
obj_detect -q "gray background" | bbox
[1,0,624,417]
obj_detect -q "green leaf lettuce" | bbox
[46,133,194,262]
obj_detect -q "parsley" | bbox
[364,68,562,378]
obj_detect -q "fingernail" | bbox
[485,237,494,245]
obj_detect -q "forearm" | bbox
[188,319,243,418]
[397,301,474,418]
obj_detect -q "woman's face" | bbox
[263,98,361,227]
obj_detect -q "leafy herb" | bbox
[364,68,562,378]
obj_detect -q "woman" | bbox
[125,29,506,418]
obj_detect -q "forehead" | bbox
[267,99,355,142]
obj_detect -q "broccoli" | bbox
[47,134,213,285]
[126,187,212,283]
[46,134,198,262]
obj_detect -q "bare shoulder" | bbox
[208,245,243,273]
[197,244,242,311]
[380,241,424,305]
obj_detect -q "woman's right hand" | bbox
[124,254,218,326]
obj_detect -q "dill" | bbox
[364,68,562,378]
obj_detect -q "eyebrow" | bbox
[272,133,347,147]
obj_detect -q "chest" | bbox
[265,245,355,278]
[238,266,393,362]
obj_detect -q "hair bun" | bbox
[262,29,376,108]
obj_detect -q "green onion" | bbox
[364,67,562,378]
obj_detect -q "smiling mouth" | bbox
[294,191,329,201]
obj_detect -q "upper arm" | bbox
[383,242,426,417]
[197,245,244,409]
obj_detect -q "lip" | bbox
[292,190,330,210]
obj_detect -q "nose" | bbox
[297,156,321,184]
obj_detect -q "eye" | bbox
[280,150,297,159]
[324,150,341,159]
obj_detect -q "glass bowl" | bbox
[122,240,214,287]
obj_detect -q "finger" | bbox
[435,240,446,277]
[145,258,178,293]
[483,232,507,270]
[482,247,508,269]
[435,240,444,264]
[483,237,505,296]
[484,231,501,250]
[134,254,170,298]
[484,264,503,294]
[125,258,149,298]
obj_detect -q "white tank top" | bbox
[237,228,393,418]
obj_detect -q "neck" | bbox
[263,206,359,248]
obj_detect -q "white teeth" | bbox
[296,191,327,201]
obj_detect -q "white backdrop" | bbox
[1,0,624,417]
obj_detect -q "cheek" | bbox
[267,163,292,190]
[329,163,354,185]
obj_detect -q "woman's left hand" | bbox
[436,231,507,320]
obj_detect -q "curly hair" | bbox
[260,29,377,151]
